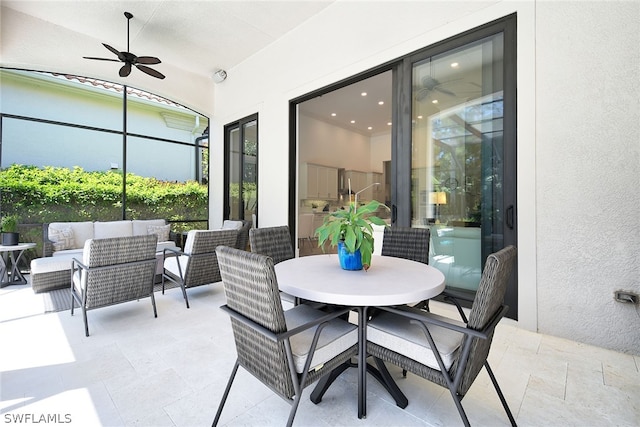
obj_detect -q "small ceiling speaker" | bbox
[213,69,227,83]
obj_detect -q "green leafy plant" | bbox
[1,214,19,233]
[315,200,387,270]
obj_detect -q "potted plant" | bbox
[1,214,20,246]
[315,200,387,270]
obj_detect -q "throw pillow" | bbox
[147,224,170,241]
[49,226,76,251]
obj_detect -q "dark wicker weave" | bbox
[162,229,238,308]
[380,226,431,311]
[32,268,70,293]
[367,245,518,427]
[381,226,430,264]
[249,225,297,304]
[249,225,295,264]
[70,235,158,337]
[213,246,358,427]
[235,220,251,251]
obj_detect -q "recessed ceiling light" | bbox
[367,126,373,130]
[387,122,392,126]
[331,113,337,117]
[417,115,423,119]
[451,62,459,68]
[350,120,356,124]
[378,101,384,105]
[361,92,367,96]
[432,99,438,104]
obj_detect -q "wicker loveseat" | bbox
[30,219,179,293]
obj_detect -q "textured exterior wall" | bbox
[536,1,640,353]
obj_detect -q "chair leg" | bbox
[150,292,158,318]
[180,282,190,308]
[485,362,517,427]
[212,360,240,427]
[82,306,90,337]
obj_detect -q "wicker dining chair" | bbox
[249,225,297,304]
[70,235,158,337]
[212,246,358,427]
[367,245,518,427]
[381,226,431,311]
[162,229,238,308]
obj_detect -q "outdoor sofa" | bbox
[31,219,179,293]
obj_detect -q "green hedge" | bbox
[1,164,209,260]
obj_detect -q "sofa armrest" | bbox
[42,223,54,257]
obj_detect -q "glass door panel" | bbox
[225,114,258,225]
[411,33,505,293]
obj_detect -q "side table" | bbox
[0,242,37,287]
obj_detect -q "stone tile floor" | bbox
[1,276,638,426]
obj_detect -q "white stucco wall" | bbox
[212,0,640,354]
[535,1,640,352]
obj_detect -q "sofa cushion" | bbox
[222,220,243,230]
[147,224,170,241]
[132,219,166,236]
[49,226,76,251]
[52,248,84,258]
[94,221,133,239]
[49,221,94,250]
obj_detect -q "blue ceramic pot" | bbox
[337,241,363,271]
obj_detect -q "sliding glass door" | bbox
[394,16,517,315]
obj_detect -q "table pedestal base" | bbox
[310,358,408,416]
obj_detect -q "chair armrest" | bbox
[163,247,185,259]
[220,304,355,342]
[72,257,89,271]
[375,304,506,340]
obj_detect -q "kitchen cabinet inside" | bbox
[300,163,338,200]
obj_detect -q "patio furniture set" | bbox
[21,218,518,425]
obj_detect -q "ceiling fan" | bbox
[83,11,165,80]
[414,76,459,101]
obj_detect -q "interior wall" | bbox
[298,114,371,171]
[212,0,640,354]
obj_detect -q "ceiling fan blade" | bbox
[103,43,125,61]
[435,87,456,96]
[83,56,121,62]
[136,64,165,80]
[415,88,430,101]
[136,56,161,65]
[119,63,132,77]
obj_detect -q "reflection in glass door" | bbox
[410,32,512,295]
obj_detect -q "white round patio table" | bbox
[274,254,445,419]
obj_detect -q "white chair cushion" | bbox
[367,311,465,371]
[52,248,83,258]
[31,256,74,273]
[183,230,198,254]
[284,304,357,373]
[94,221,133,239]
[222,220,244,230]
[164,254,189,279]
